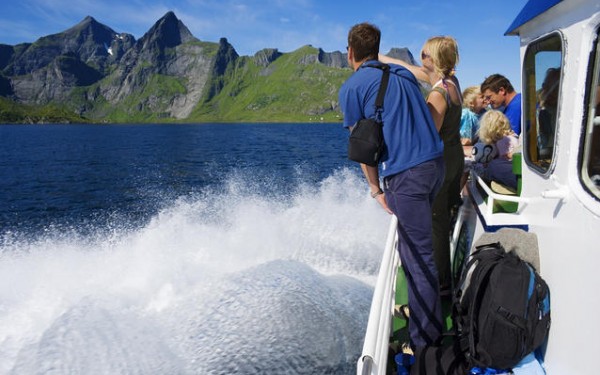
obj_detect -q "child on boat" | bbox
[460,85,486,150]
[459,86,487,190]
[471,110,520,191]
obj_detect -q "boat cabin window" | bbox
[523,33,563,173]
[581,29,600,199]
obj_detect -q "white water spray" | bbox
[0,168,390,374]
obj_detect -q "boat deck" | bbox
[387,268,456,373]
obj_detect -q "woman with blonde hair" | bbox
[380,36,463,296]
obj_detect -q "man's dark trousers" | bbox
[384,156,445,348]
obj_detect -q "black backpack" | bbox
[454,242,551,370]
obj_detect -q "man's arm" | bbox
[360,163,392,214]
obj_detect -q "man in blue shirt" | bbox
[481,74,522,135]
[339,22,445,350]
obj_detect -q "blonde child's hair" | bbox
[478,110,513,145]
[462,86,481,110]
[421,36,459,78]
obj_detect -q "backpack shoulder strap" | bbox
[456,243,507,360]
[465,255,502,361]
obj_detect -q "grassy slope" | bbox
[0,96,89,124]
[189,45,351,123]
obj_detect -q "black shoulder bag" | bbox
[347,64,390,167]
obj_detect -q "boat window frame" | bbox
[579,27,600,201]
[522,31,565,175]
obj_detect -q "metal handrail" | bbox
[357,215,400,375]
[473,173,530,217]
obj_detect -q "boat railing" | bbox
[467,170,532,227]
[473,172,531,217]
[357,215,400,375]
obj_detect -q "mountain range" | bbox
[0,12,416,124]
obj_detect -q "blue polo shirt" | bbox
[339,61,443,178]
[504,93,522,135]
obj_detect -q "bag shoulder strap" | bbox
[466,255,502,361]
[361,63,390,121]
[374,64,390,111]
[455,243,506,355]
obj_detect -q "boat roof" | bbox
[505,0,563,35]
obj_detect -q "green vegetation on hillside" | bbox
[190,45,351,123]
[86,73,188,123]
[0,96,89,124]
[1,45,352,124]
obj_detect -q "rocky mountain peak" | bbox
[139,11,195,50]
[253,48,281,67]
[385,47,417,66]
[318,48,348,69]
[62,15,117,45]
[3,15,123,76]
[75,16,100,28]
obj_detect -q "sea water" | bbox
[0,123,389,374]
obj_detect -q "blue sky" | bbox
[0,0,527,89]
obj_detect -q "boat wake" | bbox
[0,168,389,374]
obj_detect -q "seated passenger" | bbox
[472,110,520,191]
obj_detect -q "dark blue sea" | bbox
[0,123,390,374]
